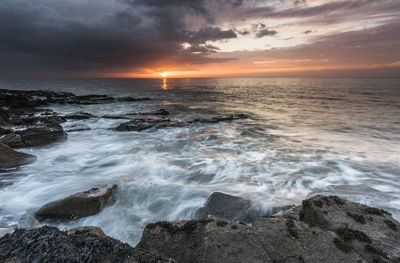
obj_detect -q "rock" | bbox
[155,109,169,116]
[36,184,118,221]
[0,89,148,106]
[189,114,249,124]
[0,133,25,148]
[299,195,400,262]
[0,143,36,169]
[64,112,95,120]
[194,192,291,224]
[138,195,400,263]
[0,226,175,263]
[117,96,151,102]
[64,124,91,132]
[66,226,107,237]
[137,220,272,263]
[0,127,11,136]
[194,192,263,224]
[137,219,361,263]
[115,114,249,132]
[14,124,67,147]
[116,118,176,132]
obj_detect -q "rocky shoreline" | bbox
[1,194,400,262]
[1,89,400,262]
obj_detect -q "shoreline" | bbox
[1,89,400,262]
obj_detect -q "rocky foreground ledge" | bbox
[1,195,399,263]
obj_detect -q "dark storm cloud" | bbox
[0,0,399,77]
[0,0,239,77]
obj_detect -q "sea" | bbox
[0,78,399,245]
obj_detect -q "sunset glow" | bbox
[0,0,399,78]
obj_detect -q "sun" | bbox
[161,72,168,78]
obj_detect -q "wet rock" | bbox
[194,192,264,224]
[137,220,272,263]
[299,195,400,262]
[0,226,175,263]
[117,96,151,102]
[116,118,176,132]
[137,218,361,263]
[36,184,118,221]
[64,124,91,132]
[14,124,67,148]
[188,114,249,124]
[0,143,36,169]
[115,114,248,132]
[0,133,25,148]
[0,89,149,106]
[64,112,95,120]
[195,192,292,224]
[0,181,13,188]
[0,127,11,136]
[154,109,169,116]
[138,195,400,263]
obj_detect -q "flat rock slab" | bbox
[35,184,118,221]
[0,226,175,263]
[0,143,36,169]
[195,192,293,224]
[300,195,400,262]
[138,195,400,263]
[115,114,249,132]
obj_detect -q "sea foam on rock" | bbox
[35,184,118,221]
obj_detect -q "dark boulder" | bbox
[36,184,118,221]
[0,226,175,263]
[0,143,36,169]
[195,192,292,224]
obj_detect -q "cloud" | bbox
[0,0,239,77]
[256,29,278,38]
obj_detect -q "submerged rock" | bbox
[195,192,293,224]
[36,184,118,221]
[115,114,249,132]
[138,195,400,263]
[188,114,249,124]
[0,143,36,169]
[0,226,174,263]
[64,112,95,120]
[115,118,176,132]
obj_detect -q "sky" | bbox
[0,0,399,78]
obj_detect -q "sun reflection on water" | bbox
[161,78,168,90]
